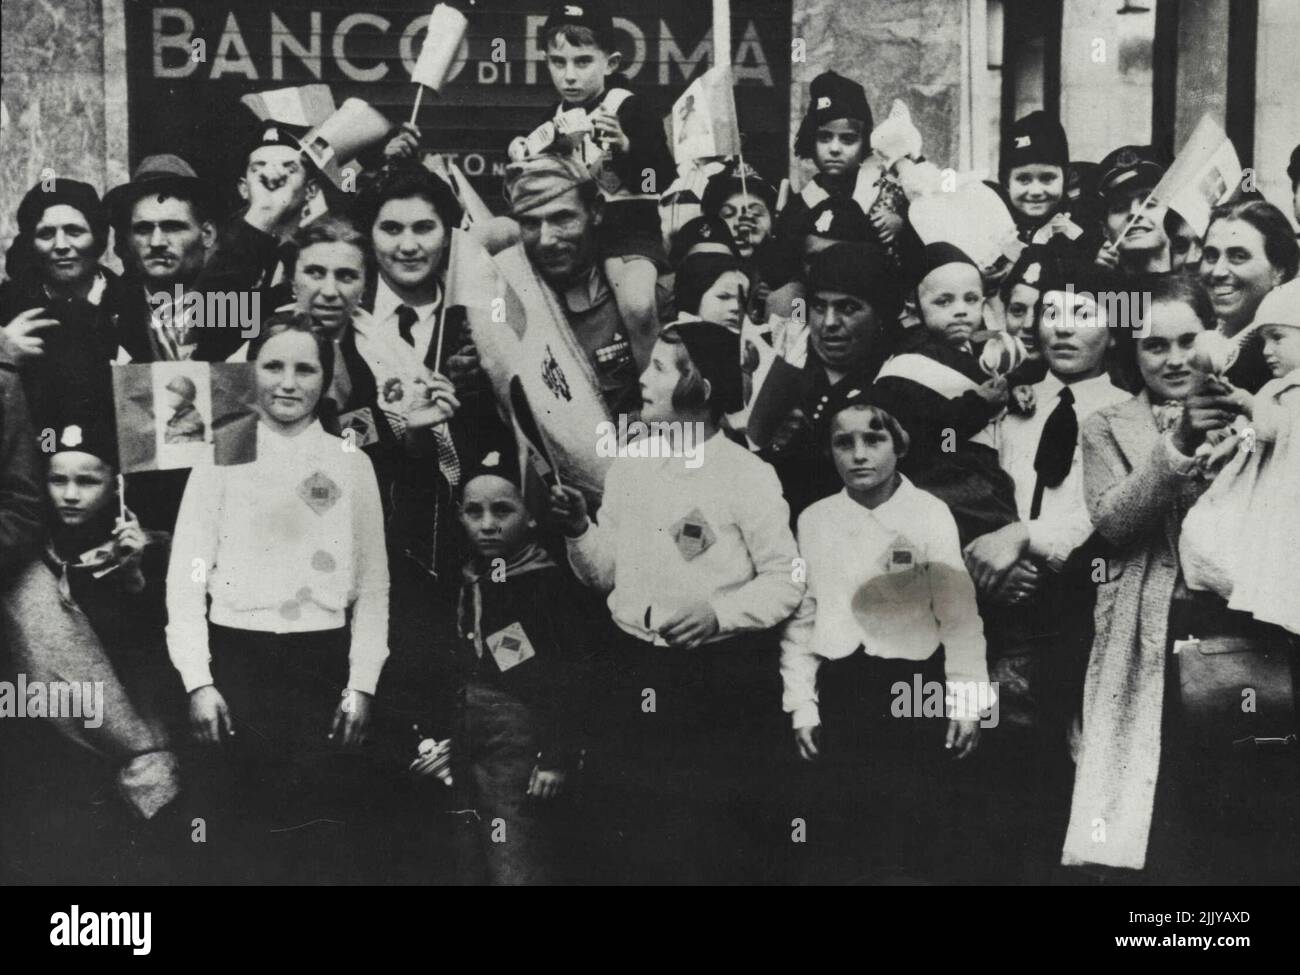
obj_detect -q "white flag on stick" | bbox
[669,65,741,165]
[412,3,468,92]
[1150,114,1242,237]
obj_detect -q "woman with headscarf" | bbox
[0,179,126,435]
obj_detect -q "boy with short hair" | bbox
[451,449,601,884]
[521,2,675,370]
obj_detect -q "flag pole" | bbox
[409,86,425,126]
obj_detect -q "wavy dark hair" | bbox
[1204,199,1300,283]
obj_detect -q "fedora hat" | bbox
[105,154,218,223]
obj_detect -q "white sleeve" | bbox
[566,465,621,593]
[927,504,988,687]
[711,461,805,633]
[346,454,390,695]
[165,465,222,693]
[779,514,821,728]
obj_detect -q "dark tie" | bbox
[396,304,419,347]
[1030,385,1076,519]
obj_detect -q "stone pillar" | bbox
[1255,0,1300,228]
[0,0,118,261]
[789,0,969,184]
[1173,0,1230,149]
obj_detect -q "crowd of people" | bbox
[2,2,1298,885]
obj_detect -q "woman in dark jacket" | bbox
[0,179,128,435]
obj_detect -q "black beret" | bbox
[1000,111,1070,184]
[795,71,873,159]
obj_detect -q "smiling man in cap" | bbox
[504,152,672,417]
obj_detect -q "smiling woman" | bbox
[1198,200,1300,393]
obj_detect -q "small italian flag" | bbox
[112,363,260,473]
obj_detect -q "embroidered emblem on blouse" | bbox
[297,471,342,516]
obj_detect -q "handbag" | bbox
[1176,634,1296,748]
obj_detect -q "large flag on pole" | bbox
[669,65,741,165]
[240,85,336,129]
[1151,114,1243,237]
[448,220,613,500]
[112,363,259,473]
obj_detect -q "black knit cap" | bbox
[999,111,1070,184]
[806,241,902,315]
[790,196,873,243]
[672,217,746,318]
[662,318,743,413]
[909,241,981,293]
[998,243,1057,304]
[670,214,741,264]
[50,398,119,468]
[795,71,873,159]
[246,118,309,161]
[817,381,910,454]
[1044,257,1125,300]
[461,446,522,491]
[541,1,618,53]
[17,179,109,249]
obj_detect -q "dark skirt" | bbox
[188,624,378,883]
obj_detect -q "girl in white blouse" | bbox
[780,385,988,882]
[166,313,445,881]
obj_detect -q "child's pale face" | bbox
[1261,323,1300,377]
[697,269,747,331]
[1004,282,1041,352]
[47,451,115,528]
[718,191,771,256]
[830,407,898,495]
[639,339,689,424]
[1136,300,1204,401]
[255,330,325,429]
[460,475,531,561]
[1007,164,1064,220]
[546,36,617,105]
[918,263,984,348]
[813,119,866,177]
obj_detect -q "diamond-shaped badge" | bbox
[486,622,535,673]
[297,470,342,516]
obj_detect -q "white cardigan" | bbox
[165,419,390,694]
